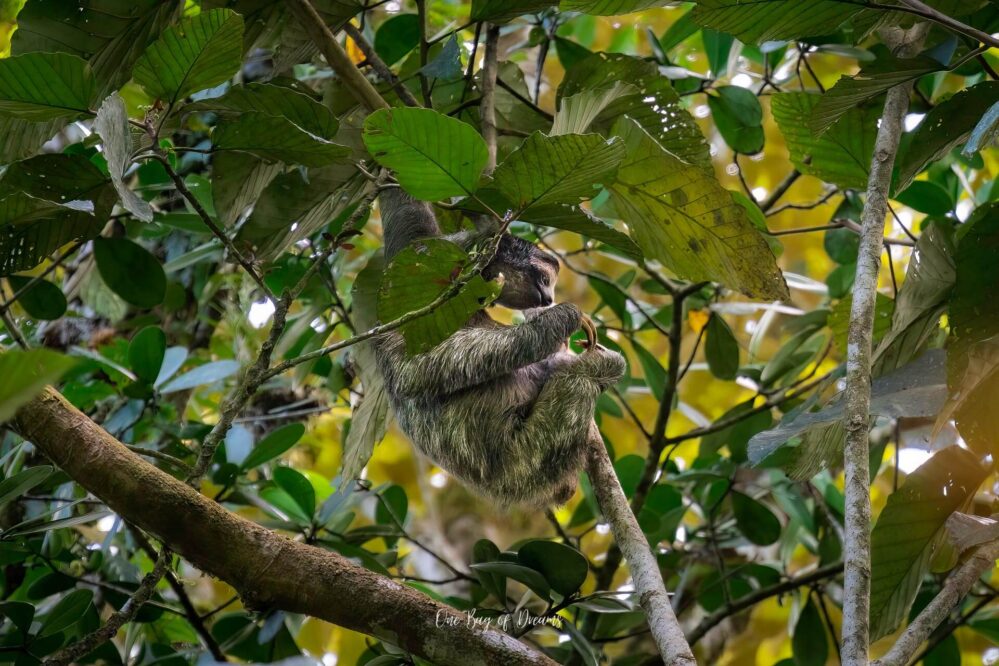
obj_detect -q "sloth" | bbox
[374,187,626,507]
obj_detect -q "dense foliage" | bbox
[0,0,998,664]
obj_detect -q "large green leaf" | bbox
[869,446,987,640]
[189,82,339,139]
[0,192,103,276]
[557,53,710,169]
[470,0,555,21]
[94,93,154,222]
[8,276,67,320]
[0,52,95,121]
[560,0,666,14]
[732,491,781,545]
[133,8,244,106]
[0,466,53,507]
[236,163,360,259]
[0,349,76,422]
[0,153,111,213]
[872,225,954,376]
[748,350,947,468]
[241,423,306,471]
[771,92,877,190]
[128,326,166,385]
[607,118,787,300]
[213,112,350,167]
[492,132,624,211]
[707,85,764,154]
[93,237,166,309]
[689,0,863,43]
[0,117,69,164]
[895,82,999,192]
[211,152,283,227]
[811,56,944,137]
[363,108,488,201]
[12,0,182,100]
[378,238,501,354]
[39,589,93,637]
[518,540,589,597]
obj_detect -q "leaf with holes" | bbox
[607,118,787,300]
[558,53,710,168]
[493,132,624,212]
[869,446,987,640]
[378,238,501,354]
[133,8,243,105]
[0,192,103,276]
[772,92,877,190]
[363,108,488,200]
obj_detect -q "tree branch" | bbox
[585,429,696,665]
[871,539,999,666]
[839,23,927,666]
[481,23,500,176]
[13,389,556,666]
[342,22,421,108]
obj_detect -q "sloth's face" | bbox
[483,235,560,310]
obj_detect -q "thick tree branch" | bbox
[839,23,927,666]
[481,23,500,176]
[585,430,696,665]
[871,539,999,666]
[13,389,555,666]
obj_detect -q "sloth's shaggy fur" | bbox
[375,189,625,507]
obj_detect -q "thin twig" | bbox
[415,0,432,106]
[342,23,420,107]
[481,23,500,175]
[758,170,801,212]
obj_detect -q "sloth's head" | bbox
[482,234,560,310]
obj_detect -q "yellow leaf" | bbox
[688,308,709,333]
[346,19,364,65]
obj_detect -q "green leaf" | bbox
[771,92,877,190]
[0,349,76,422]
[159,360,240,394]
[811,56,943,136]
[378,238,501,354]
[470,0,556,21]
[869,446,987,640]
[363,108,488,200]
[242,423,306,470]
[894,180,953,216]
[689,0,863,43]
[560,0,667,14]
[0,153,112,212]
[0,466,53,507]
[0,601,34,634]
[374,14,420,66]
[731,491,781,545]
[894,82,999,191]
[749,350,947,467]
[39,588,93,637]
[872,225,954,376]
[470,562,551,600]
[128,326,166,385]
[492,132,624,211]
[472,539,506,601]
[133,8,244,105]
[607,117,788,300]
[93,237,166,309]
[521,203,642,259]
[241,164,361,260]
[554,37,593,69]
[518,539,589,597]
[12,0,182,100]
[705,314,739,379]
[702,29,734,78]
[7,276,66,320]
[0,192,103,276]
[829,292,894,356]
[0,117,73,165]
[707,85,764,154]
[0,52,95,121]
[964,99,999,157]
[213,112,350,167]
[631,340,667,400]
[792,598,829,666]
[375,484,408,526]
[558,53,710,169]
[211,152,283,227]
[94,92,154,222]
[273,467,316,519]
[191,82,340,139]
